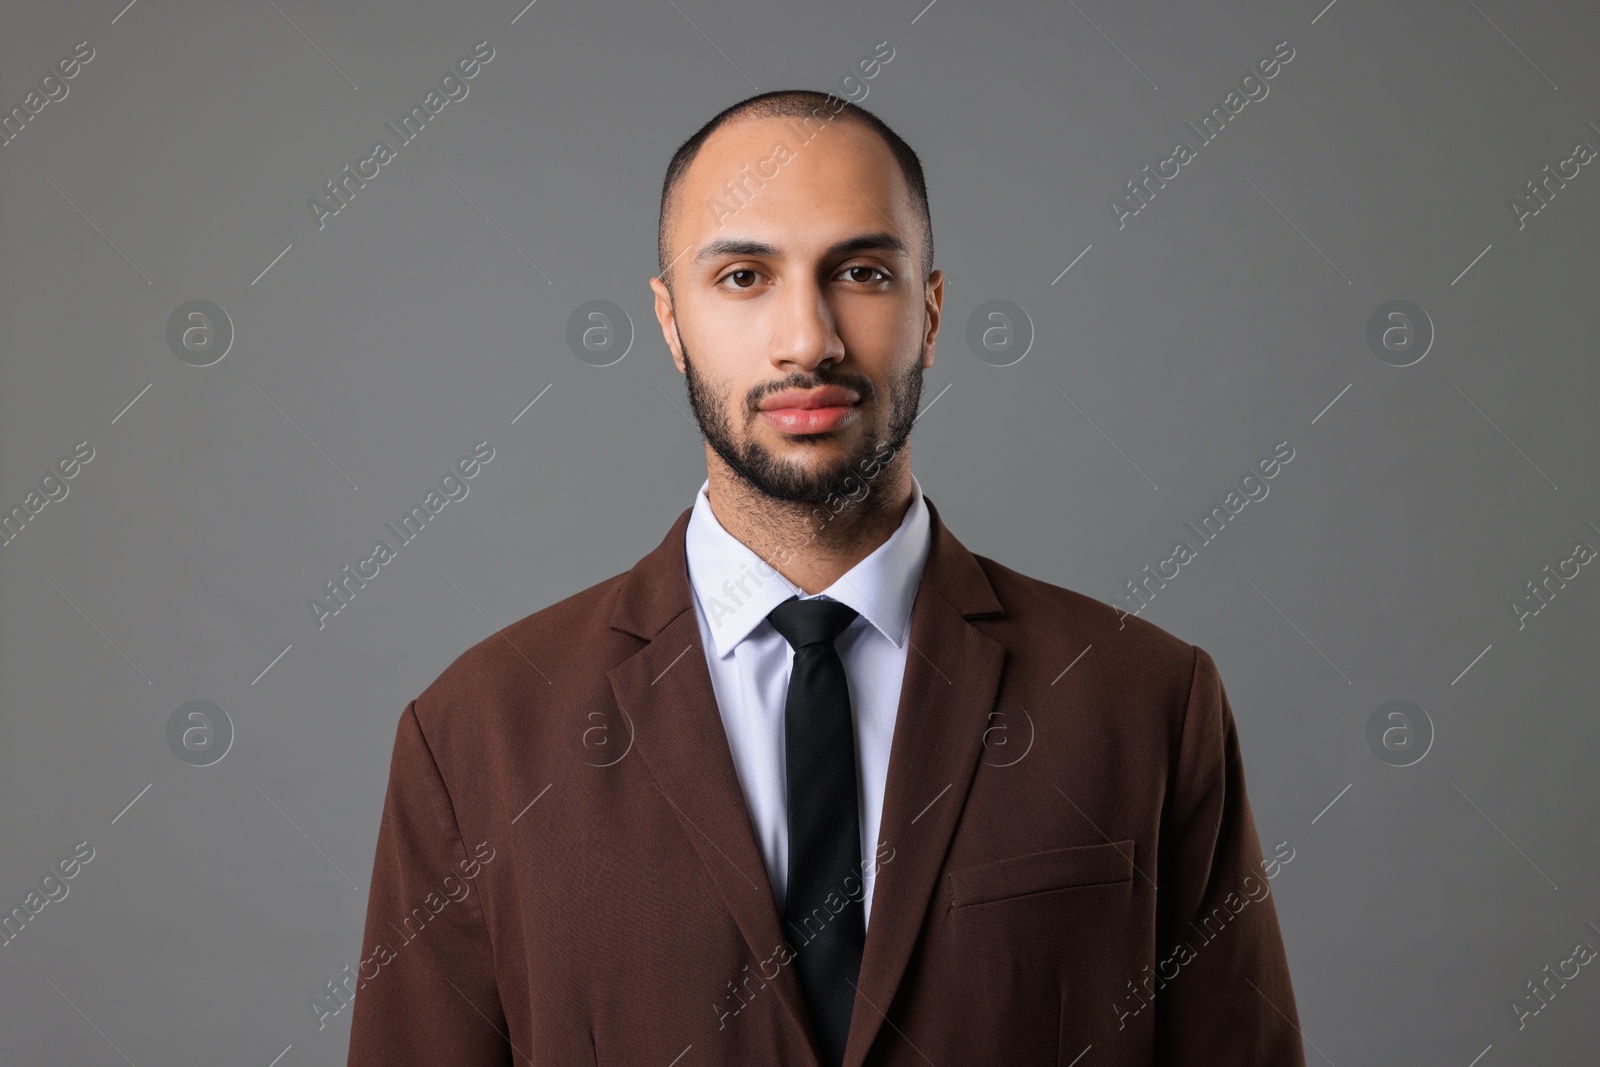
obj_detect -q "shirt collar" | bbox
[685,473,932,658]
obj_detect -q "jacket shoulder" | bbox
[970,553,1200,705]
[410,567,637,735]
[975,553,1190,649]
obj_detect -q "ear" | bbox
[920,269,944,370]
[649,275,686,373]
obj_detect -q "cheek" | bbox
[839,299,922,366]
[691,302,786,370]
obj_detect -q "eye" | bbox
[839,265,890,284]
[717,268,761,289]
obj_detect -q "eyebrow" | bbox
[690,231,909,267]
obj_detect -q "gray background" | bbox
[2,0,1597,1063]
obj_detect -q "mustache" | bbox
[746,369,876,411]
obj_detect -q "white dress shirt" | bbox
[684,474,932,930]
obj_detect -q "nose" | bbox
[768,272,845,375]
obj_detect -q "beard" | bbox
[679,324,924,506]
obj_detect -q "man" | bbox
[346,89,1306,1066]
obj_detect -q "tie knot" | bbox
[766,595,859,650]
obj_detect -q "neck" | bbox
[703,445,915,596]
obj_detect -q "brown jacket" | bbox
[346,496,1306,1066]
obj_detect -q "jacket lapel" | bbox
[841,496,1006,1067]
[607,506,822,1058]
[605,495,1007,1067]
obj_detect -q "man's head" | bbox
[650,90,943,507]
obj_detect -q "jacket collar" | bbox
[607,489,1005,1067]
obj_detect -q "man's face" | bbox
[650,114,943,505]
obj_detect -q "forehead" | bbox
[671,114,918,262]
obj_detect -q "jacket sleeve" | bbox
[1152,646,1306,1066]
[346,700,516,1066]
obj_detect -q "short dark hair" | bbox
[657,89,934,287]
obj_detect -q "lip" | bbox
[758,386,861,411]
[757,387,861,435]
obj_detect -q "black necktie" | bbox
[767,594,865,1067]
